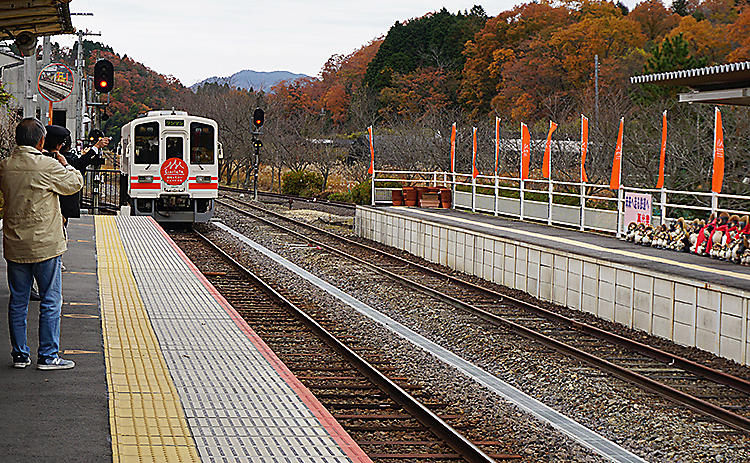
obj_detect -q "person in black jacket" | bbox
[47,127,109,222]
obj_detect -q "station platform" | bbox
[1,215,370,463]
[356,206,750,365]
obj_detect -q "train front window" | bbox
[134,122,159,164]
[166,136,183,160]
[190,122,214,165]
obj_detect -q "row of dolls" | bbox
[625,212,750,265]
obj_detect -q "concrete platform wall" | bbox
[355,207,750,365]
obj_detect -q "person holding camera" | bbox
[47,126,109,227]
[0,118,83,370]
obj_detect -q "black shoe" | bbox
[30,287,40,301]
[13,357,31,369]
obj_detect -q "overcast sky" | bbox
[56,0,642,86]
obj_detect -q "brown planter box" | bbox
[439,188,452,208]
[420,192,441,208]
[392,189,404,206]
[403,187,418,206]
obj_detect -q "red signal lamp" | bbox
[252,108,264,129]
[94,59,114,94]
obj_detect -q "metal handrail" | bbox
[372,169,750,236]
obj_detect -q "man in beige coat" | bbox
[0,118,83,369]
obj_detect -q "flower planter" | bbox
[403,187,418,207]
[392,189,404,206]
[439,188,452,208]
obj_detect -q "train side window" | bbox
[190,122,214,165]
[134,122,159,164]
[166,136,183,160]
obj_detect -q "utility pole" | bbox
[594,54,599,157]
[22,54,36,119]
[41,36,51,124]
[71,12,98,145]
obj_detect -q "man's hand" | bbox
[95,137,110,149]
[55,153,68,167]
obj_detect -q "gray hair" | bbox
[16,118,46,147]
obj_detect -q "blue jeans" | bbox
[6,256,62,362]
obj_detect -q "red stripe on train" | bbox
[189,183,218,189]
[130,183,161,189]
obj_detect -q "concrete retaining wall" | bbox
[355,206,750,365]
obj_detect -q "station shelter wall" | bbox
[355,207,750,366]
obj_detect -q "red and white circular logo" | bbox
[160,158,188,185]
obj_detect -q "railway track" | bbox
[215,194,750,433]
[170,230,520,462]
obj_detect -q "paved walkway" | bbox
[389,207,750,291]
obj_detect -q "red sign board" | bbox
[160,158,188,185]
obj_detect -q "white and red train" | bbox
[119,110,220,222]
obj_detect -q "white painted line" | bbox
[405,208,750,284]
[214,221,648,463]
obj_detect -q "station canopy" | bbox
[0,0,73,40]
[630,61,750,106]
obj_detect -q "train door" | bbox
[161,132,189,193]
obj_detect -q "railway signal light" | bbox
[252,108,264,129]
[94,59,114,93]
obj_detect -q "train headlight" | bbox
[138,175,154,183]
[196,175,211,183]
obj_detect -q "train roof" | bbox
[138,110,189,117]
[122,111,218,132]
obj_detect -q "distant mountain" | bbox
[190,69,308,92]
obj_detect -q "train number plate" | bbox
[163,183,185,192]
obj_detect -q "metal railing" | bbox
[81,168,121,215]
[372,170,750,237]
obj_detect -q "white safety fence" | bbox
[371,170,750,236]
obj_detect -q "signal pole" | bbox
[251,108,264,201]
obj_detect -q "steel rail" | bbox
[216,196,750,433]
[192,229,498,463]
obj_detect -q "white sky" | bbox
[55,1,641,86]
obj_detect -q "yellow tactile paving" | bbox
[95,216,200,463]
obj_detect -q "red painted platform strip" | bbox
[150,218,373,463]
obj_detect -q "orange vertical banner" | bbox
[610,117,624,190]
[656,110,667,189]
[494,117,500,175]
[712,107,725,194]
[450,122,456,173]
[367,125,375,175]
[580,115,589,183]
[472,126,479,179]
[542,120,557,179]
[520,123,530,180]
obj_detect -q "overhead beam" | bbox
[678,87,750,106]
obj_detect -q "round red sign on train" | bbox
[160,158,189,185]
